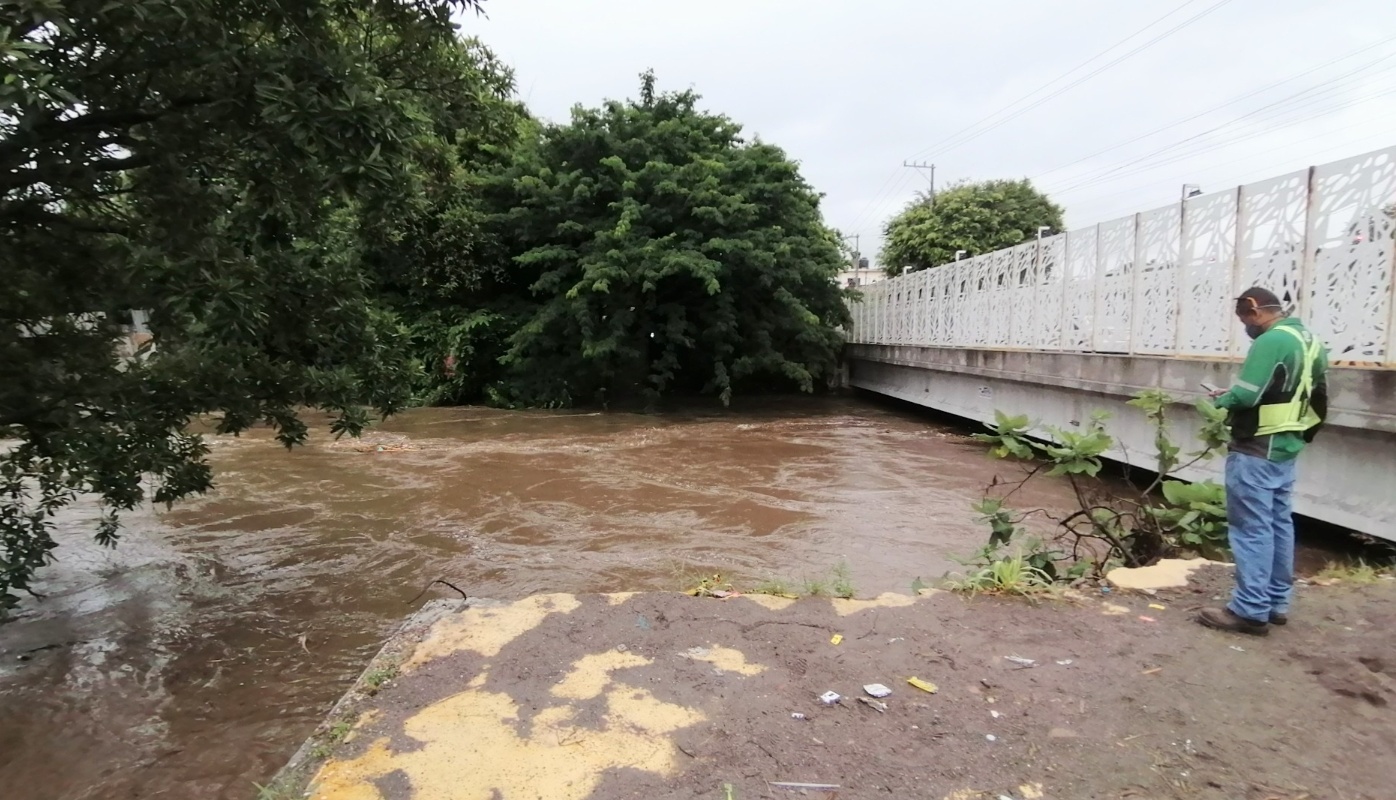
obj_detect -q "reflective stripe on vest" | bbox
[1255,325,1323,436]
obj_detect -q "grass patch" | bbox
[253,779,300,800]
[362,665,398,694]
[1314,559,1390,585]
[306,717,356,763]
[943,553,1056,597]
[681,562,861,600]
[749,576,795,597]
[327,720,354,742]
[830,561,855,599]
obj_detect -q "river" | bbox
[0,398,1098,798]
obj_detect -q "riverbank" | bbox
[0,400,1082,799]
[276,565,1396,800]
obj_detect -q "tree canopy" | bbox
[489,73,849,407]
[879,179,1064,275]
[0,0,493,610]
[1,3,852,610]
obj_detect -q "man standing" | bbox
[1197,287,1328,636]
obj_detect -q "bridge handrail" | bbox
[848,145,1396,369]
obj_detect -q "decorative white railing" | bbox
[848,146,1396,367]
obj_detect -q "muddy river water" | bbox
[0,398,1115,798]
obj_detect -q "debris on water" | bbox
[615,644,629,652]
[1230,645,1245,652]
[1138,615,1157,623]
[1101,587,1112,594]
[1004,656,1036,667]
[887,637,905,644]
[819,691,842,705]
[907,677,938,694]
[770,782,840,792]
[858,696,888,713]
[790,712,806,720]
[1142,667,1163,675]
[1055,659,1073,666]
[990,710,1001,719]
[1148,603,1167,610]
[986,734,998,742]
[829,634,843,646]
[635,614,651,630]
[864,683,892,698]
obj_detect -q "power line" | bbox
[844,168,911,235]
[1055,86,1396,198]
[902,160,936,202]
[901,0,1201,162]
[1051,52,1396,192]
[905,0,1236,162]
[843,3,1205,237]
[1051,59,1396,194]
[1032,33,1396,181]
[1063,121,1396,214]
[1054,85,1396,195]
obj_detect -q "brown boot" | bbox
[1196,607,1269,636]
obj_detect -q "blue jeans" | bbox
[1225,451,1297,622]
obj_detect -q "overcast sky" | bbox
[463,0,1396,265]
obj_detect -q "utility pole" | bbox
[903,161,936,204]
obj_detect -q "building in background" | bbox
[836,255,884,288]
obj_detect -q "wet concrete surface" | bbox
[0,398,1084,800]
[291,571,1396,800]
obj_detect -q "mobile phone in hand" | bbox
[1200,382,1222,394]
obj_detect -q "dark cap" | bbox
[1235,286,1282,313]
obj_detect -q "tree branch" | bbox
[0,97,214,164]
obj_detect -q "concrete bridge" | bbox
[846,146,1396,540]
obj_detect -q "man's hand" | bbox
[1208,389,1227,399]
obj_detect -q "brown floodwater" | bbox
[0,397,1184,798]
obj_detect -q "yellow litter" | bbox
[907,677,938,694]
[1148,603,1167,611]
[829,634,843,645]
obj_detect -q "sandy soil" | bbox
[285,567,1396,800]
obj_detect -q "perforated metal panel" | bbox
[1178,190,1237,356]
[1133,205,1181,354]
[845,147,1396,367]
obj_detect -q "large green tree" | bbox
[490,73,850,407]
[0,0,490,611]
[353,39,532,406]
[879,179,1064,275]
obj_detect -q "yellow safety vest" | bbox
[1254,325,1324,436]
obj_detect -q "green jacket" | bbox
[1214,317,1329,463]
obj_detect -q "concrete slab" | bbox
[270,574,1396,800]
[1106,558,1226,591]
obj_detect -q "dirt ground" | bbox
[283,566,1396,800]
